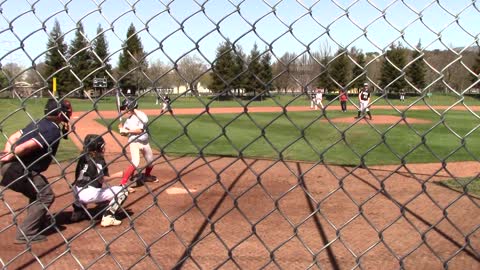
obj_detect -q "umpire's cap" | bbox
[44,98,73,120]
[120,98,138,111]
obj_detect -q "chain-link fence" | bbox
[1,0,479,269]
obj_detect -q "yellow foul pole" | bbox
[53,77,57,97]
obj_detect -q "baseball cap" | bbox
[363,82,369,86]
[44,98,73,119]
[44,98,62,116]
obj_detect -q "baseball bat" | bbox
[115,88,122,122]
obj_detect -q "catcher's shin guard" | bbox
[105,189,128,216]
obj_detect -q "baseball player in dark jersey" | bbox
[161,95,173,114]
[71,134,128,227]
[309,91,316,109]
[356,83,373,120]
[0,98,72,244]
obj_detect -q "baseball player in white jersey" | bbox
[118,98,158,192]
[315,88,325,110]
[356,83,373,120]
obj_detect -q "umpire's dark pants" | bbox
[0,161,54,240]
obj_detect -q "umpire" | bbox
[0,98,72,244]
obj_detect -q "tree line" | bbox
[1,19,479,98]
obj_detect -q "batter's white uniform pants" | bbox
[129,141,154,167]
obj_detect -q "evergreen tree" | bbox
[0,71,8,90]
[69,22,95,93]
[245,43,263,95]
[231,46,247,95]
[259,51,273,92]
[208,41,236,94]
[92,24,112,88]
[407,41,427,91]
[351,51,366,90]
[44,19,69,96]
[317,55,334,91]
[117,23,147,93]
[471,48,480,88]
[329,49,350,90]
[380,44,408,93]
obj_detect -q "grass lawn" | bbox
[7,92,480,111]
[1,95,479,164]
[105,109,479,165]
[439,178,480,197]
[95,92,479,109]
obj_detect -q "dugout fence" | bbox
[0,0,479,269]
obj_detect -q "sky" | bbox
[0,0,479,68]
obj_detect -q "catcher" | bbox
[71,134,128,227]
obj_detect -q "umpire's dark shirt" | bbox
[16,119,61,172]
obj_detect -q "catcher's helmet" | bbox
[83,134,105,153]
[120,98,138,111]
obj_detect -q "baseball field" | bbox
[0,95,479,269]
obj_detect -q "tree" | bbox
[351,49,366,90]
[407,41,427,92]
[69,22,95,94]
[471,48,480,89]
[117,23,148,94]
[1,63,24,97]
[2,62,24,82]
[293,53,319,93]
[0,71,8,90]
[175,54,207,94]
[231,46,247,95]
[329,49,350,91]
[44,19,69,96]
[272,52,296,94]
[208,41,236,94]
[25,64,46,89]
[380,44,408,94]
[245,43,263,96]
[316,41,334,91]
[92,24,113,89]
[259,50,273,92]
[147,59,174,89]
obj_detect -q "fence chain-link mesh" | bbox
[0,0,479,269]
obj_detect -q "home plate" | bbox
[166,187,197,194]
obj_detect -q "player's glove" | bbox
[61,123,70,140]
[119,127,129,136]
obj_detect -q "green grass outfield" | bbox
[23,92,480,111]
[439,177,480,197]
[106,109,480,166]
[1,95,479,165]
[81,92,479,110]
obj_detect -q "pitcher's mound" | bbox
[330,115,431,124]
